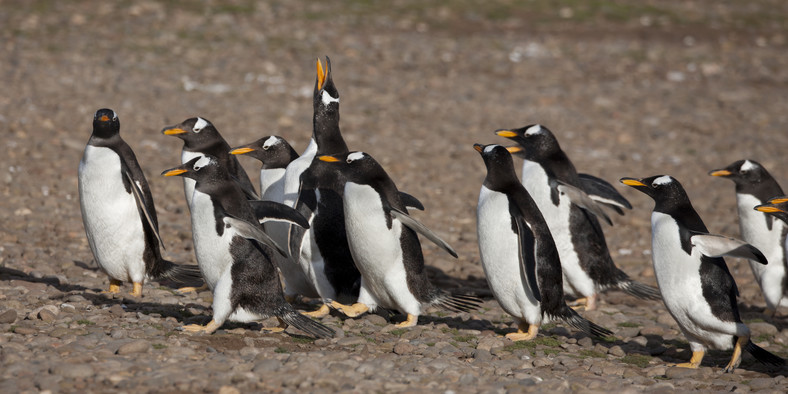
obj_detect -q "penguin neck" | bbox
[656,199,708,233]
[89,132,123,149]
[735,177,783,203]
[185,137,231,161]
[313,121,348,155]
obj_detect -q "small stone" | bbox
[639,326,665,336]
[577,337,593,348]
[749,322,778,336]
[116,340,151,355]
[665,366,701,379]
[14,326,38,335]
[364,314,388,326]
[393,342,415,355]
[108,305,125,315]
[608,345,626,357]
[0,310,17,324]
[39,309,57,322]
[336,337,366,347]
[51,363,94,379]
[218,386,240,394]
[748,377,774,390]
[476,336,504,351]
[252,359,281,373]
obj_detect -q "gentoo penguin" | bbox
[496,124,660,310]
[162,116,259,208]
[78,108,201,297]
[161,155,334,338]
[317,151,481,327]
[621,175,784,371]
[474,144,612,340]
[229,136,314,300]
[710,160,788,317]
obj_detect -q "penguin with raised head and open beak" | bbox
[496,124,659,310]
[316,151,481,327]
[474,143,612,340]
[621,175,784,372]
[79,108,201,297]
[710,160,788,317]
[162,155,334,338]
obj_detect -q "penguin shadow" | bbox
[0,266,88,294]
[739,302,788,331]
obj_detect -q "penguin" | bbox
[621,175,784,372]
[710,160,788,317]
[229,136,314,301]
[496,124,660,310]
[162,116,259,209]
[78,108,201,297]
[316,151,482,327]
[161,155,334,338]
[474,144,613,340]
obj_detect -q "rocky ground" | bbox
[2,0,788,392]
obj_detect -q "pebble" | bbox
[0,310,17,324]
[393,342,415,355]
[50,363,95,379]
[116,340,151,355]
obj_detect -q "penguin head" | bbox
[162,117,220,148]
[161,154,221,182]
[494,124,560,161]
[620,175,691,208]
[313,56,340,117]
[92,108,120,138]
[474,144,521,187]
[318,151,385,184]
[229,136,296,169]
[709,159,771,187]
[754,196,788,224]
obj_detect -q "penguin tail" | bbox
[617,279,662,300]
[279,310,336,339]
[744,339,785,367]
[433,291,483,313]
[150,260,203,285]
[551,306,613,338]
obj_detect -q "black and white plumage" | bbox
[230,136,313,300]
[78,108,201,297]
[711,160,788,316]
[622,175,784,372]
[161,155,334,338]
[317,151,481,327]
[475,144,612,340]
[497,125,659,310]
[162,116,259,208]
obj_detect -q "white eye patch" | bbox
[653,175,673,186]
[525,124,543,136]
[740,160,757,172]
[193,155,212,170]
[321,90,339,106]
[346,152,365,163]
[263,136,279,150]
[112,110,118,120]
[483,145,497,153]
[193,117,208,133]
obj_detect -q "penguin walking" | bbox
[497,124,660,310]
[78,108,201,297]
[230,136,314,300]
[317,151,481,327]
[162,155,334,338]
[474,144,613,340]
[710,160,788,317]
[162,116,259,208]
[621,175,784,372]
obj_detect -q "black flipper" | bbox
[249,200,310,229]
[550,306,613,338]
[279,309,335,338]
[744,339,785,367]
[513,216,541,302]
[690,233,768,265]
[224,215,289,258]
[148,259,203,284]
[390,208,458,258]
[578,173,632,215]
[398,192,425,211]
[124,169,165,249]
[616,279,662,300]
[432,291,483,313]
[556,180,612,226]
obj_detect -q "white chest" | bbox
[190,191,234,288]
[737,193,785,268]
[282,139,316,207]
[181,150,203,208]
[650,212,702,309]
[260,168,287,203]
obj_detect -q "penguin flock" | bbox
[78,57,786,373]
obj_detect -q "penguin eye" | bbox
[262,145,270,150]
[346,158,353,164]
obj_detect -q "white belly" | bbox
[737,193,787,309]
[282,140,316,208]
[344,183,421,315]
[78,145,146,283]
[181,150,203,209]
[521,161,593,297]
[651,212,741,349]
[190,191,234,289]
[476,187,542,324]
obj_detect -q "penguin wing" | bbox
[389,207,458,258]
[398,192,425,211]
[690,233,768,265]
[288,176,318,261]
[115,142,165,249]
[248,200,310,229]
[122,170,165,249]
[513,215,541,302]
[555,180,613,225]
[223,215,289,257]
[578,173,632,215]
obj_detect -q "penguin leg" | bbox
[130,282,143,298]
[675,350,705,369]
[177,283,209,293]
[395,314,418,328]
[722,336,746,373]
[569,297,587,310]
[301,303,330,318]
[505,322,539,341]
[182,319,221,334]
[332,302,369,318]
[585,294,599,311]
[261,317,288,334]
[102,279,122,294]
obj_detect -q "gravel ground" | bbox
[2,1,788,392]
